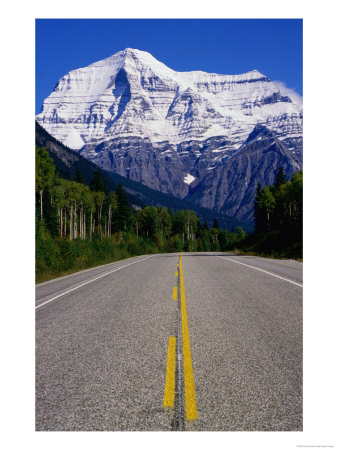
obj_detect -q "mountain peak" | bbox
[248,123,274,138]
[37,48,302,151]
[242,124,276,147]
[117,48,152,60]
[36,49,302,221]
[123,47,147,55]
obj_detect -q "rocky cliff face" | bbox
[36,48,303,221]
[35,121,253,231]
[188,125,302,221]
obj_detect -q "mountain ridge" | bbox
[36,48,302,220]
[35,121,253,231]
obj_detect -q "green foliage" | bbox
[75,168,85,184]
[36,144,302,282]
[35,146,56,194]
[35,146,250,282]
[36,121,253,233]
[35,146,57,222]
[90,168,108,194]
[115,183,133,232]
[274,167,287,190]
[213,218,219,229]
[237,170,303,259]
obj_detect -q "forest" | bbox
[36,146,302,282]
[236,167,303,259]
[35,120,249,232]
[36,146,246,282]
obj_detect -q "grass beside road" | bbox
[36,234,160,284]
[36,223,302,284]
[36,252,134,284]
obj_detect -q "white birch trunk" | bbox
[70,205,73,241]
[74,201,77,239]
[39,190,43,219]
[83,212,86,240]
[90,210,93,241]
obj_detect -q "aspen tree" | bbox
[35,147,55,219]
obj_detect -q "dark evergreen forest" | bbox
[236,167,303,259]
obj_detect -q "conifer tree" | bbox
[90,168,108,194]
[274,167,287,190]
[254,182,264,233]
[213,218,219,229]
[116,183,132,231]
[75,167,85,184]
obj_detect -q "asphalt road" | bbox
[36,252,302,431]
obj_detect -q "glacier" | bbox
[36,48,303,220]
[36,48,302,152]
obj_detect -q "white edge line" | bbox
[36,254,146,287]
[217,256,303,287]
[35,255,154,310]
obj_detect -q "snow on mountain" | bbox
[63,127,85,149]
[184,174,195,185]
[36,48,302,151]
[36,48,303,220]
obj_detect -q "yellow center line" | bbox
[175,270,178,277]
[163,336,176,408]
[180,254,198,420]
[172,286,177,300]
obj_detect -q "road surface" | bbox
[36,252,302,431]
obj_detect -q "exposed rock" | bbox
[188,125,302,220]
[36,48,303,220]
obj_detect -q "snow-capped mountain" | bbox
[36,48,303,220]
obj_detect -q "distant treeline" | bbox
[235,168,303,259]
[36,146,246,282]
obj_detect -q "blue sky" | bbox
[35,19,302,114]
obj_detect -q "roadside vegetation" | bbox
[36,146,246,282]
[36,147,302,282]
[233,168,303,260]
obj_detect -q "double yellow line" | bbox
[163,253,198,420]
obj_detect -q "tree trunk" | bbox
[267,211,270,232]
[108,205,111,238]
[39,189,43,219]
[74,201,77,240]
[82,206,84,240]
[70,205,73,241]
[99,206,102,240]
[90,210,93,241]
[83,207,85,239]
[60,208,63,238]
[80,207,83,239]
[83,212,86,240]
[79,207,82,239]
